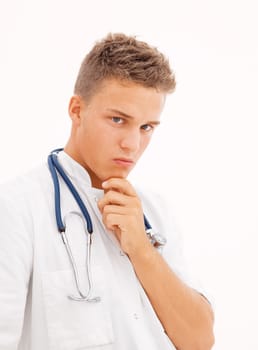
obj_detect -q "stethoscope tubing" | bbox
[47,149,165,303]
[48,151,93,233]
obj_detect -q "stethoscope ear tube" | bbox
[61,213,101,303]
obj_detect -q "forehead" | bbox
[86,79,166,120]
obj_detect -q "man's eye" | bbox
[141,124,153,131]
[112,117,123,124]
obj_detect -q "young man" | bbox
[0,33,214,350]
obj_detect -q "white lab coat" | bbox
[0,151,203,350]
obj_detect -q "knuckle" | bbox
[102,205,110,214]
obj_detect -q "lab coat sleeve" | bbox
[139,188,207,296]
[0,190,33,349]
[159,197,209,296]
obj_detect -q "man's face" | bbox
[68,79,166,188]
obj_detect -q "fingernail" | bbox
[102,181,107,188]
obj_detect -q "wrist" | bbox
[127,238,157,264]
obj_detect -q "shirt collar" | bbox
[57,150,104,199]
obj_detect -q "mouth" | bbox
[113,158,135,167]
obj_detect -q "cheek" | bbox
[140,136,151,153]
[86,130,112,161]
[80,122,100,146]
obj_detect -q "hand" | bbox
[97,178,151,256]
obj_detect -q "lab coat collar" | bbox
[57,150,104,198]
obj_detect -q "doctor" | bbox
[0,33,214,350]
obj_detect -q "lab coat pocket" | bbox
[42,266,114,350]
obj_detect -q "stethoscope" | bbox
[48,149,166,303]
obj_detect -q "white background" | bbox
[0,0,258,348]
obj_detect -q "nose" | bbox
[119,129,141,153]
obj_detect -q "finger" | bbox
[102,178,136,197]
[102,204,128,215]
[98,188,140,213]
[98,191,129,212]
[102,208,124,231]
[102,213,124,232]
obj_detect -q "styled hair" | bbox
[74,33,176,101]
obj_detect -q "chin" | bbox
[104,170,130,181]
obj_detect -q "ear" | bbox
[68,95,84,126]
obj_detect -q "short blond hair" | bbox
[74,33,176,101]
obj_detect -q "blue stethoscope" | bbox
[48,149,166,302]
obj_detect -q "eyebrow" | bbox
[106,108,161,125]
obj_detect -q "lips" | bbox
[113,158,135,166]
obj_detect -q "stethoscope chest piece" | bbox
[146,228,167,250]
